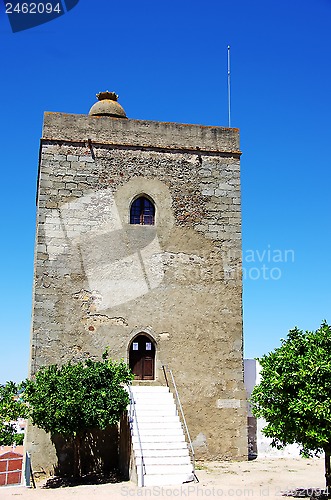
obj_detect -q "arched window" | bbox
[130,196,155,225]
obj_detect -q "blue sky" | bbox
[0,0,330,384]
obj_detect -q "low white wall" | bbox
[244,359,300,458]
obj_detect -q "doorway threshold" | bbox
[131,380,166,387]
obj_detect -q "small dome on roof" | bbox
[89,91,127,118]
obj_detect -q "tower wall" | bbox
[27,112,247,472]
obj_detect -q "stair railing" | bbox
[162,365,197,479]
[127,385,146,487]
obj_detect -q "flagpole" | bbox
[227,45,231,128]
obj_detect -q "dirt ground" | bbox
[0,458,325,500]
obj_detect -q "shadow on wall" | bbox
[51,425,119,477]
[247,416,257,460]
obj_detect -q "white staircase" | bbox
[128,385,195,487]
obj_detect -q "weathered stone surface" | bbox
[27,111,247,473]
[42,112,241,152]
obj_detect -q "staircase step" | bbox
[135,405,177,418]
[141,473,194,487]
[132,400,175,407]
[131,427,184,437]
[133,406,177,412]
[133,415,180,424]
[132,434,186,443]
[132,422,182,431]
[134,448,190,458]
[130,386,169,393]
[131,386,172,395]
[132,394,174,402]
[132,399,175,406]
[142,464,193,475]
[135,456,192,466]
[132,441,189,451]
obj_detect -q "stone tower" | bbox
[27,91,247,472]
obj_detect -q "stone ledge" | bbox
[42,112,241,154]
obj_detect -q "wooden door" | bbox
[129,335,155,380]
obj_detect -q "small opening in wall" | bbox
[130,196,155,225]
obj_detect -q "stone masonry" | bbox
[27,101,247,473]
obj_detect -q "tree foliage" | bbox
[23,352,133,476]
[23,353,133,437]
[0,381,28,445]
[251,321,331,490]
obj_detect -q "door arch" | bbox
[129,334,155,380]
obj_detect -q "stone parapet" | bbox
[42,112,241,154]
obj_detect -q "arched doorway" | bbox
[129,334,155,380]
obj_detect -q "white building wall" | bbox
[244,359,300,458]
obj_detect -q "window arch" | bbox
[130,196,155,225]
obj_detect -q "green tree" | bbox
[23,352,133,477]
[0,381,28,445]
[251,321,331,493]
